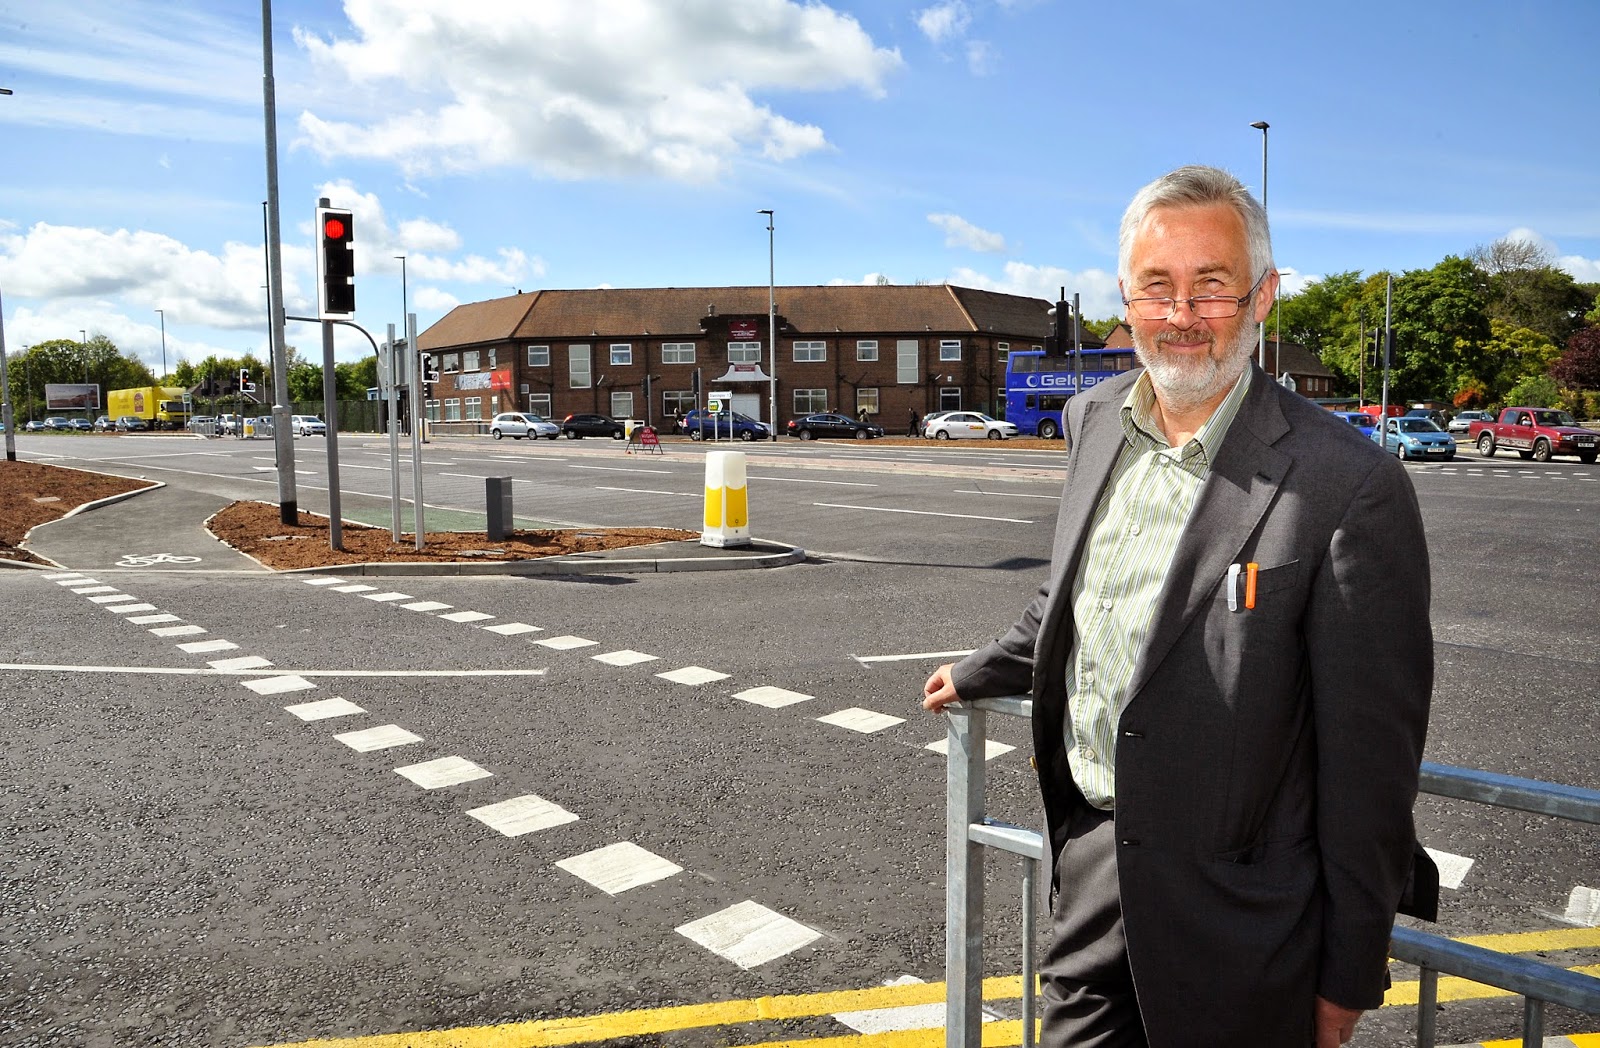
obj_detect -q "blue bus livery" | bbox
[1004,348,1135,438]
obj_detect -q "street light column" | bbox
[759,209,777,441]
[156,308,167,382]
[1251,120,1269,371]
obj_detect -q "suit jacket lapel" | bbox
[1122,372,1292,709]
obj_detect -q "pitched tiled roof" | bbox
[417,292,538,351]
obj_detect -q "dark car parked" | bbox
[560,412,627,439]
[67,418,94,431]
[786,412,885,440]
[114,415,148,432]
[678,409,770,441]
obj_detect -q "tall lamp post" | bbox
[81,328,89,390]
[1251,120,1269,371]
[758,209,777,441]
[0,88,13,460]
[156,308,167,383]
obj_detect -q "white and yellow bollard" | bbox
[701,450,750,548]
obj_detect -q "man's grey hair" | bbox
[1117,165,1274,285]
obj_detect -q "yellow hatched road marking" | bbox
[1473,1035,1600,1048]
[1383,963,1600,1007]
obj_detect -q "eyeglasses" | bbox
[1123,270,1270,321]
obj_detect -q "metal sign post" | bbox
[384,325,402,542]
[408,312,425,552]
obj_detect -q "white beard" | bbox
[1132,322,1257,415]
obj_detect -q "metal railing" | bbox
[942,697,1600,1048]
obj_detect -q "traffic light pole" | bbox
[261,0,297,523]
[320,317,343,551]
[409,313,425,552]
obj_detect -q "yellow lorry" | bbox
[107,386,191,430]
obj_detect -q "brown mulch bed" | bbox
[0,461,157,565]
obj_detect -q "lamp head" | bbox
[1251,121,1269,130]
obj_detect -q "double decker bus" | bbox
[1003,348,1137,438]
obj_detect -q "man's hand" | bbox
[1315,996,1363,1047]
[922,663,962,712]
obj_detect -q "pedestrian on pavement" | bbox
[859,407,870,424]
[908,410,921,437]
[923,164,1434,1048]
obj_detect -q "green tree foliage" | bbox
[1479,319,1561,404]
[1080,316,1125,340]
[1471,237,1590,346]
[1277,271,1367,392]
[1505,373,1560,408]
[1364,259,1491,403]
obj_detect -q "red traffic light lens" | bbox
[324,217,346,239]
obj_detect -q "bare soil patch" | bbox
[0,461,157,565]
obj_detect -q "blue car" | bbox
[1331,411,1376,438]
[1374,416,1455,460]
[678,409,770,441]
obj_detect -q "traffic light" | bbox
[1365,332,1381,370]
[1046,300,1069,354]
[238,367,255,393]
[316,205,356,317]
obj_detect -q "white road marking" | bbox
[817,708,905,733]
[593,485,696,497]
[400,600,453,612]
[43,573,88,581]
[482,621,542,636]
[210,655,273,672]
[87,593,138,604]
[591,649,659,666]
[439,472,492,480]
[555,842,682,895]
[331,583,378,593]
[107,603,159,614]
[284,697,365,721]
[747,474,877,487]
[1563,885,1600,926]
[439,610,494,623]
[658,665,731,686]
[71,585,118,595]
[0,664,545,679]
[924,738,1015,761]
[150,624,207,637]
[855,649,975,665]
[813,502,1031,524]
[334,724,422,752]
[536,635,598,650]
[395,756,493,789]
[833,975,999,1034]
[676,900,821,969]
[360,591,413,602]
[127,613,182,624]
[733,685,812,708]
[568,464,674,474]
[466,794,579,837]
[953,489,1061,500]
[177,639,240,654]
[243,674,317,695]
[1424,847,1475,889]
[302,577,346,586]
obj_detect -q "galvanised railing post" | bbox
[945,702,986,1048]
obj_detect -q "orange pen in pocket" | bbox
[1244,562,1259,609]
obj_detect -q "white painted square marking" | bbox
[733,685,811,708]
[482,621,542,636]
[44,573,88,582]
[537,635,598,650]
[87,593,138,604]
[149,624,207,637]
[832,975,1000,1034]
[555,842,682,894]
[466,794,579,837]
[657,666,731,686]
[330,583,378,593]
[284,697,366,721]
[177,639,240,654]
[1563,885,1600,926]
[127,613,182,624]
[334,724,422,752]
[676,901,821,969]
[924,738,1015,760]
[301,577,346,586]
[592,649,659,666]
[395,756,493,789]
[106,603,159,614]
[242,674,316,696]
[439,610,494,623]
[401,600,453,612]
[818,708,905,733]
[71,585,117,595]
[210,655,274,672]
[361,591,413,602]
[1424,848,1475,890]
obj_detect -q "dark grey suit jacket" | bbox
[952,367,1432,1045]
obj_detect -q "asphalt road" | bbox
[2,431,1596,1048]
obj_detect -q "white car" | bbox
[924,411,1018,440]
[490,412,560,440]
[291,414,326,436]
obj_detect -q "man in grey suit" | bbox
[923,165,1432,1047]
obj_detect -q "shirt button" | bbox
[1083,747,1097,761]
[1082,671,1095,685]
[1101,599,1113,611]
[1130,523,1141,536]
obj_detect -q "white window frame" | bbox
[856,388,880,415]
[939,339,962,362]
[443,353,461,374]
[728,341,762,364]
[610,343,632,366]
[464,396,482,419]
[663,391,696,417]
[939,387,962,411]
[426,399,441,422]
[793,388,827,413]
[997,341,1010,366]
[445,398,461,421]
[793,340,826,363]
[488,348,497,368]
[569,344,592,389]
[896,340,919,384]
[527,344,550,367]
[610,391,634,419]
[526,392,551,417]
[856,339,878,362]
[463,350,480,372]
[661,342,695,364]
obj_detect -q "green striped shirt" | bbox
[1065,367,1253,809]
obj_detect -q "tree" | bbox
[1380,258,1492,404]
[1470,237,1589,346]
[1478,319,1560,404]
[1505,373,1559,407]
[1551,326,1600,390]
[1276,271,1367,394]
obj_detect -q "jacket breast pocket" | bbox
[1215,559,1299,608]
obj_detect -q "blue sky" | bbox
[2,0,1597,371]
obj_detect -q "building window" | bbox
[488,348,497,368]
[857,339,878,361]
[427,399,440,422]
[610,343,632,366]
[896,340,918,384]
[728,341,761,364]
[569,344,592,388]
[527,392,551,417]
[527,345,549,367]
[794,340,826,362]
[663,390,696,418]
[443,353,461,374]
[463,350,480,371]
[464,396,482,418]
[662,342,695,364]
[939,387,962,411]
[856,388,879,415]
[939,340,962,362]
[793,388,827,413]
[610,392,634,419]
[445,398,461,421]
[997,341,1010,365]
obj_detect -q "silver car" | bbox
[489,412,560,440]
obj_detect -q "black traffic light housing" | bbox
[238,367,255,393]
[316,206,356,317]
[1045,300,1070,354]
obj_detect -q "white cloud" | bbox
[947,261,1124,318]
[1558,254,1600,282]
[1276,267,1318,297]
[292,1,902,183]
[928,213,1007,253]
[965,40,998,76]
[916,1,972,43]
[413,287,461,312]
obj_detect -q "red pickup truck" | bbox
[1469,407,1598,463]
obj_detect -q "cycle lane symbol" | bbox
[116,553,203,567]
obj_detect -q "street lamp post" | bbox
[81,328,89,388]
[156,308,167,382]
[0,88,12,458]
[1251,120,1269,371]
[758,209,777,441]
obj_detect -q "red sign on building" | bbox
[729,320,759,341]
